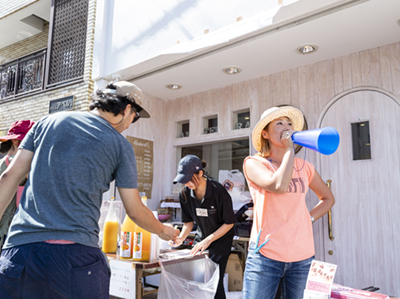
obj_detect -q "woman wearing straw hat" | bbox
[242,106,335,299]
[0,120,35,253]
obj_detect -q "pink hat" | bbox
[0,120,35,142]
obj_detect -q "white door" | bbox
[319,90,400,296]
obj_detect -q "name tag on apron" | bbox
[196,208,208,217]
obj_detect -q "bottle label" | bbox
[133,232,143,259]
[120,231,132,258]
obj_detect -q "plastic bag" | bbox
[158,256,219,299]
[231,192,252,211]
[219,170,245,192]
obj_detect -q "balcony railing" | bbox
[0,49,47,101]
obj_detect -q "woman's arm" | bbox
[244,148,295,194]
[190,223,234,255]
[308,171,335,221]
[0,149,32,218]
[169,222,194,247]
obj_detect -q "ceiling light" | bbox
[296,44,318,55]
[223,67,241,75]
[166,84,182,90]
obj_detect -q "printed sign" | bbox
[109,259,136,298]
[222,179,234,192]
[304,260,337,299]
[49,96,74,114]
[126,136,154,198]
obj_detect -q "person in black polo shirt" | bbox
[171,154,237,299]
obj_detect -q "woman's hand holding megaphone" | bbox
[281,130,295,149]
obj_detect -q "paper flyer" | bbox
[304,260,337,299]
[109,260,136,298]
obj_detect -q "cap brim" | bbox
[0,134,24,142]
[132,102,150,118]
[173,173,192,184]
[138,107,150,118]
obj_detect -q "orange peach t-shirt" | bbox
[243,156,315,262]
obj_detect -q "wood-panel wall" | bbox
[126,42,400,258]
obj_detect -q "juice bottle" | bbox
[120,215,136,259]
[132,193,151,261]
[102,198,119,253]
[150,211,160,261]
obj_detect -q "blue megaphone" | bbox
[291,127,340,155]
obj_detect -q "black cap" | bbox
[173,155,203,184]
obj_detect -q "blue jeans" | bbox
[0,242,110,299]
[242,242,314,299]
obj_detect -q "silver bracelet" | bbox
[310,215,315,224]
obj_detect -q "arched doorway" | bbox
[319,89,400,296]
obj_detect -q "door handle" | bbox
[325,179,334,241]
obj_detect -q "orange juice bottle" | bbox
[102,198,119,253]
[120,215,136,259]
[132,193,151,261]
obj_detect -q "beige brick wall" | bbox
[0,0,96,135]
[0,22,49,64]
[0,83,91,132]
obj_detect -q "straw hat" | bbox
[252,106,304,152]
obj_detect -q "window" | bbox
[233,109,250,130]
[0,50,47,100]
[203,115,218,134]
[47,0,88,86]
[177,120,189,138]
[351,121,371,160]
[180,139,249,181]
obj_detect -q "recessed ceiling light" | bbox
[296,44,318,55]
[166,84,182,90]
[223,67,241,75]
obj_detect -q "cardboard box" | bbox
[225,253,244,291]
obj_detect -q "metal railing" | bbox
[0,49,47,101]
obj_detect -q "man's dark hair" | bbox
[89,82,133,116]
